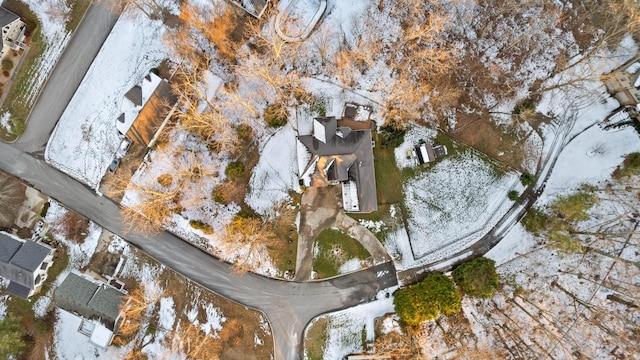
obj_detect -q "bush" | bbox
[452,257,499,298]
[225,161,245,178]
[379,125,406,148]
[393,274,461,326]
[236,124,253,142]
[207,141,222,154]
[264,104,288,128]
[189,220,213,234]
[1,59,13,71]
[521,207,548,235]
[157,174,173,187]
[508,190,520,201]
[520,173,536,186]
[40,201,50,217]
[550,190,598,223]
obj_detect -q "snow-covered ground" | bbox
[304,288,396,359]
[45,6,168,189]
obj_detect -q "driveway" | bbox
[0,143,399,360]
[294,186,391,281]
[14,2,120,155]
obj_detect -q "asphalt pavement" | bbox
[14,2,120,155]
[0,142,398,360]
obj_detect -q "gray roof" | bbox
[7,281,30,299]
[55,273,125,330]
[0,7,19,29]
[298,117,378,213]
[11,240,53,272]
[0,233,54,297]
[0,234,21,263]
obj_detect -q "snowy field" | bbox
[45,6,168,189]
[403,152,520,260]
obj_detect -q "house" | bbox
[54,272,127,348]
[602,57,640,106]
[415,141,448,165]
[0,7,26,60]
[297,116,377,213]
[0,231,54,299]
[115,72,177,149]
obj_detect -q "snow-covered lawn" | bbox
[403,151,520,262]
[305,288,396,359]
[45,6,168,189]
[246,124,300,217]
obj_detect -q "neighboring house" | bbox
[297,116,377,213]
[55,272,127,348]
[0,7,26,60]
[115,72,177,150]
[0,231,54,299]
[602,57,640,106]
[415,141,448,165]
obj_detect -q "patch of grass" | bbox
[65,0,93,32]
[373,131,404,205]
[550,188,599,223]
[189,220,213,234]
[313,229,370,279]
[521,207,548,235]
[225,161,245,178]
[38,244,69,297]
[613,152,640,178]
[304,318,328,360]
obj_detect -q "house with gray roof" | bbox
[0,231,55,299]
[0,7,26,60]
[297,116,377,213]
[55,272,127,348]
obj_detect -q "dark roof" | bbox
[0,7,19,29]
[298,117,377,213]
[126,80,176,147]
[11,240,53,272]
[0,233,53,295]
[0,233,21,263]
[7,281,30,299]
[124,85,143,107]
[55,273,125,330]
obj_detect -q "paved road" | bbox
[0,143,398,360]
[14,2,120,155]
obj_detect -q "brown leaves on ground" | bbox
[50,210,90,243]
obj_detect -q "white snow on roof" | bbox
[341,180,359,212]
[90,323,114,348]
[626,61,640,74]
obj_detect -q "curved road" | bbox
[14,2,120,155]
[0,143,398,360]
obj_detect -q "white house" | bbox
[0,231,55,299]
[0,7,26,60]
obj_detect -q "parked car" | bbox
[115,138,131,158]
[108,158,120,173]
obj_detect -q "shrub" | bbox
[379,125,406,148]
[212,186,227,204]
[0,316,27,358]
[520,173,536,186]
[236,124,253,142]
[207,141,222,153]
[393,274,461,326]
[508,190,520,201]
[225,161,245,178]
[452,257,499,298]
[521,207,548,235]
[189,220,213,234]
[1,59,13,71]
[550,190,598,222]
[40,201,50,217]
[157,174,173,187]
[264,104,288,128]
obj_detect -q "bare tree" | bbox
[223,216,277,275]
[167,322,222,360]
